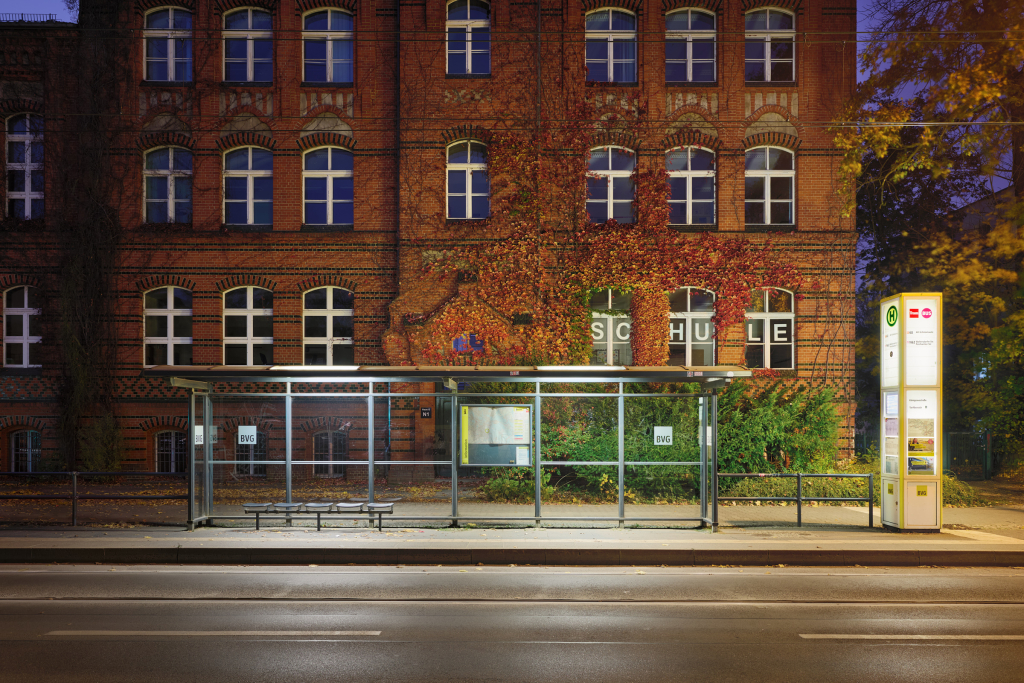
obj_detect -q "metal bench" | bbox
[242,501,394,531]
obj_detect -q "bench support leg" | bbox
[317,513,321,531]
[256,513,260,531]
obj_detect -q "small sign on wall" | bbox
[653,426,673,446]
[238,425,257,445]
[194,426,217,445]
[420,407,432,419]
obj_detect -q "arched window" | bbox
[587,146,634,223]
[744,146,794,226]
[585,8,636,83]
[235,431,267,475]
[224,147,273,226]
[4,286,42,368]
[303,286,354,365]
[665,9,715,83]
[224,286,273,365]
[10,429,41,472]
[589,289,632,365]
[446,0,490,75]
[144,7,193,82]
[745,288,795,369]
[668,287,714,366]
[744,8,794,82]
[314,430,348,476]
[144,286,192,366]
[156,430,188,472]
[6,113,43,221]
[303,147,353,226]
[302,9,354,84]
[144,147,193,223]
[446,141,489,219]
[223,8,273,83]
[666,147,715,225]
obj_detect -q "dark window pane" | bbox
[5,314,23,336]
[471,51,490,74]
[745,202,765,224]
[27,314,40,336]
[745,62,766,81]
[668,177,687,201]
[252,289,273,309]
[770,61,793,81]
[224,289,247,309]
[304,10,328,30]
[252,315,273,337]
[145,344,167,365]
[331,11,353,30]
[610,149,635,171]
[333,344,354,365]
[612,201,633,223]
[224,149,249,170]
[691,62,715,82]
[305,344,327,365]
[29,199,43,220]
[691,11,715,30]
[691,149,715,171]
[770,176,792,200]
[225,203,247,224]
[692,177,715,200]
[745,344,764,368]
[691,292,715,312]
[174,176,191,200]
[146,176,168,201]
[612,60,635,82]
[666,150,688,171]
[768,11,793,30]
[665,62,688,82]
[611,10,635,30]
[304,38,326,61]
[224,38,247,59]
[767,148,793,170]
[145,315,168,337]
[745,40,765,60]
[334,289,354,309]
[173,343,192,365]
[771,39,794,59]
[745,148,766,170]
[768,291,793,313]
[589,148,609,171]
[447,142,468,164]
[224,315,247,337]
[172,288,192,309]
[668,290,689,312]
[692,202,715,224]
[305,288,327,309]
[305,176,327,201]
[745,176,765,200]
[251,149,273,170]
[448,195,466,219]
[585,11,609,30]
[224,10,248,29]
[692,39,714,60]
[8,141,25,163]
[448,169,466,194]
[305,315,328,337]
[331,149,353,171]
[333,315,354,337]
[610,290,632,311]
[745,10,767,30]
[665,11,689,30]
[252,10,272,29]
[471,196,489,219]
[224,344,247,364]
[305,202,327,224]
[467,0,488,19]
[147,9,169,28]
[332,202,353,224]
[145,288,168,310]
[252,344,273,365]
[665,39,686,61]
[173,316,192,337]
[333,176,354,201]
[669,203,687,224]
[770,202,792,224]
[8,170,24,192]
[769,343,793,369]
[305,61,327,82]
[225,176,248,199]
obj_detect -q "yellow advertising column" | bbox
[879,293,943,532]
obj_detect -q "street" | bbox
[2,566,1023,682]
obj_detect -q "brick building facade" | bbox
[0,0,856,476]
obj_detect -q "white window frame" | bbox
[235,431,267,475]
[4,286,41,368]
[223,286,274,365]
[143,286,193,367]
[446,141,489,220]
[6,113,43,221]
[745,288,795,370]
[665,9,716,83]
[302,147,354,225]
[744,8,795,83]
[589,289,632,366]
[302,286,354,365]
[744,146,795,226]
[301,9,354,84]
[223,147,273,225]
[587,146,635,224]
[446,0,490,75]
[313,430,348,476]
[144,147,193,224]
[666,146,716,225]
[156,430,188,473]
[223,7,273,83]
[585,8,637,83]
[11,429,41,473]
[668,287,715,367]
[143,7,193,82]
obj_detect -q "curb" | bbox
[2,547,1024,566]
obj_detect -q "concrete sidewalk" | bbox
[2,503,1023,566]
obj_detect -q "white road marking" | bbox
[800,634,1024,640]
[46,630,381,637]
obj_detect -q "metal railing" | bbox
[0,471,187,526]
[0,14,59,22]
[718,472,874,528]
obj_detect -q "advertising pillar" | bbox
[879,293,943,532]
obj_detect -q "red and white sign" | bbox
[909,309,919,318]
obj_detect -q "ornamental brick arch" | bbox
[134,0,196,15]
[440,125,493,147]
[581,0,642,14]
[295,0,357,15]
[135,275,198,292]
[662,0,723,13]
[214,275,278,292]
[295,275,359,293]
[0,275,43,291]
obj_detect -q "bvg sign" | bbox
[653,426,673,446]
[238,425,257,445]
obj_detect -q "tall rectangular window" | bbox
[224,8,273,82]
[144,8,192,81]
[665,9,716,83]
[303,9,354,83]
[6,114,43,221]
[144,286,192,366]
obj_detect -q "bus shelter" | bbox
[144,365,750,531]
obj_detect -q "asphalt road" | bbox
[2,566,1024,683]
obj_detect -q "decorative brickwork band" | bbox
[135,275,197,292]
[296,132,356,152]
[740,0,802,12]
[295,0,356,14]
[581,0,642,14]
[661,130,721,152]
[440,125,493,146]
[296,274,358,292]
[214,0,278,14]
[663,0,723,12]
[217,131,277,151]
[214,275,278,292]
[744,104,795,124]
[0,416,49,433]
[297,416,354,433]
[135,0,196,15]
[590,131,642,152]
[741,131,801,151]
[221,417,275,432]
[0,99,42,116]
[137,416,189,432]
[138,132,196,151]
[0,274,43,291]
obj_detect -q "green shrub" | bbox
[478,467,555,503]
